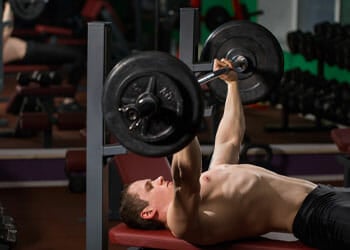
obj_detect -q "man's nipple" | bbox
[201,174,210,182]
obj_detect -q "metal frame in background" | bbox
[0,0,3,91]
[86,8,213,250]
[86,22,127,250]
[179,8,211,72]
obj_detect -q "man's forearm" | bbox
[171,137,202,190]
[172,137,202,174]
[209,59,245,167]
[215,81,245,151]
[2,2,14,42]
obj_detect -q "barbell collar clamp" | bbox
[231,55,248,73]
[135,93,159,117]
[118,105,142,131]
[118,105,139,121]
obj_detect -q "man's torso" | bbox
[174,164,317,245]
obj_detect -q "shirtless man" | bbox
[119,58,350,250]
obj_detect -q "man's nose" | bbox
[155,176,164,185]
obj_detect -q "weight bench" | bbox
[109,153,316,250]
[6,84,77,114]
[3,84,85,147]
[331,128,350,187]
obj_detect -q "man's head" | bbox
[119,176,174,230]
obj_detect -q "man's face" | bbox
[129,176,174,213]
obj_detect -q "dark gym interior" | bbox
[0,0,349,249]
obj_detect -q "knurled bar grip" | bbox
[197,56,248,85]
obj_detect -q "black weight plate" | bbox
[103,51,203,157]
[205,6,231,31]
[117,72,184,143]
[200,20,284,104]
[9,0,46,20]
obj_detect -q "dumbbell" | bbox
[269,69,300,105]
[299,32,316,61]
[16,71,62,87]
[287,30,303,54]
[337,40,350,70]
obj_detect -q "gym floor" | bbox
[0,72,342,249]
[0,187,128,250]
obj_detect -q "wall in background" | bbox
[340,0,350,24]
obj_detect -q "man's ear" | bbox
[140,207,157,220]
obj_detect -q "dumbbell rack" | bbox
[266,47,335,132]
[266,20,350,132]
[265,61,334,132]
[86,8,218,250]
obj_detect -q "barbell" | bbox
[103,20,284,157]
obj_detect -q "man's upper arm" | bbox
[167,185,201,238]
[167,138,202,236]
[209,140,240,169]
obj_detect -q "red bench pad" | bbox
[4,64,58,73]
[331,128,350,153]
[109,223,315,250]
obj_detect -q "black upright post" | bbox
[179,8,211,72]
[86,22,110,250]
[0,0,3,91]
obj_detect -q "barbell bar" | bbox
[197,55,248,85]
